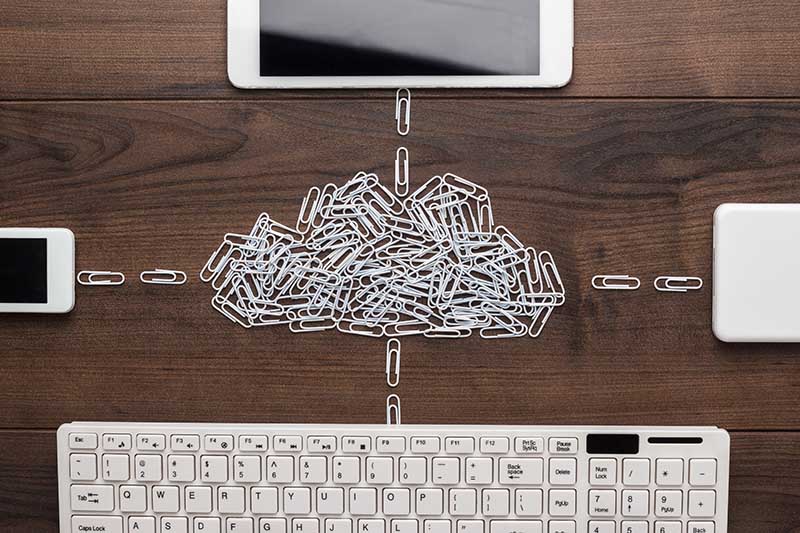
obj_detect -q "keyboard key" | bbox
[490,521,543,533]
[622,459,650,486]
[275,436,303,452]
[202,455,229,483]
[205,435,234,452]
[548,438,577,454]
[587,521,614,533]
[137,434,166,451]
[384,488,411,515]
[690,459,717,486]
[301,456,328,484]
[514,438,544,454]
[391,519,418,533]
[102,454,130,481]
[465,458,492,484]
[499,458,543,485]
[327,519,353,533]
[588,490,615,516]
[284,487,312,514]
[400,457,427,484]
[308,436,337,453]
[367,457,394,484]
[260,519,287,533]
[655,490,682,517]
[360,519,386,533]
[120,485,147,513]
[654,521,682,533]
[70,453,97,481]
[333,457,361,484]
[514,489,543,517]
[152,486,180,513]
[457,520,483,533]
[411,437,441,454]
[318,487,345,515]
[72,516,122,533]
[129,516,155,533]
[445,437,474,454]
[234,455,262,482]
[69,433,97,450]
[620,522,648,533]
[479,437,509,454]
[252,487,279,514]
[229,518,254,533]
[161,516,188,533]
[416,488,444,515]
[432,457,460,485]
[687,522,715,533]
[167,455,195,482]
[103,433,132,451]
[195,518,221,533]
[621,490,649,517]
[70,484,115,512]
[589,459,616,486]
[135,454,162,482]
[424,520,450,533]
[548,458,577,485]
[482,489,510,516]
[219,486,246,514]
[294,519,319,533]
[268,456,295,483]
[343,436,372,453]
[449,489,477,516]
[185,486,213,513]
[688,490,716,518]
[240,435,269,452]
[351,488,378,515]
[171,434,200,451]
[656,459,683,486]
[377,437,406,453]
[548,521,574,533]
[548,489,576,517]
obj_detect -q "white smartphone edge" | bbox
[228,0,573,89]
[0,228,75,314]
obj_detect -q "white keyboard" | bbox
[57,424,730,533]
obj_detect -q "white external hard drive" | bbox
[713,204,800,342]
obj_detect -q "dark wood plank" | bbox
[1,430,798,532]
[1,99,800,429]
[1,1,800,100]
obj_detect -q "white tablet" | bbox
[228,0,573,89]
[0,228,75,314]
[713,204,800,343]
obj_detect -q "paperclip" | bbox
[654,276,704,293]
[386,394,401,425]
[592,275,641,290]
[395,89,411,136]
[77,271,125,286]
[395,147,410,197]
[140,269,188,285]
[386,339,401,388]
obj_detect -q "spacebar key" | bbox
[72,515,123,533]
[490,521,543,533]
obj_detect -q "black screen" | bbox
[587,434,640,455]
[260,0,540,77]
[0,239,48,303]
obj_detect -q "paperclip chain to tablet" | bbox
[78,271,126,286]
[654,276,703,293]
[592,275,641,290]
[395,89,411,136]
[140,269,188,285]
[386,339,401,388]
[386,394,401,425]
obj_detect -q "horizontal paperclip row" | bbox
[77,269,188,286]
[592,275,704,292]
[200,172,566,339]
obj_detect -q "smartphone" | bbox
[0,228,75,314]
[228,0,573,89]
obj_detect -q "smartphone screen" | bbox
[259,0,540,77]
[0,238,48,303]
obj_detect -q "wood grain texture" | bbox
[1,99,800,430]
[1,1,800,100]
[0,431,798,532]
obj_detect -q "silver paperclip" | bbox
[78,271,126,286]
[395,89,411,136]
[386,394,401,425]
[591,275,641,290]
[386,339,401,388]
[395,147,410,197]
[654,276,703,293]
[140,269,188,285]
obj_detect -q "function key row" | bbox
[70,434,578,455]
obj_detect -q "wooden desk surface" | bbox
[1,1,799,531]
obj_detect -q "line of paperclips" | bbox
[592,275,703,292]
[77,269,187,286]
[200,171,566,339]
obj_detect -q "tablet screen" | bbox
[260,0,540,77]
[0,238,48,303]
